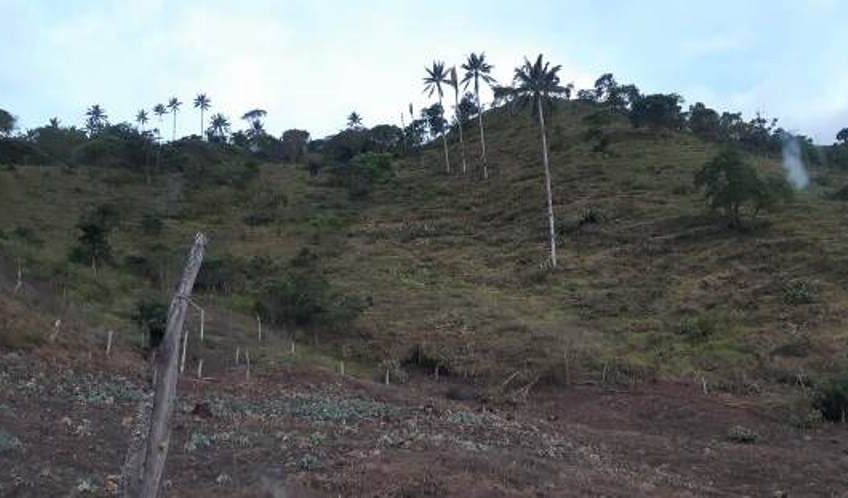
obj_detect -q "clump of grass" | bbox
[726,425,758,443]
[783,279,815,305]
[0,429,22,452]
[675,311,730,340]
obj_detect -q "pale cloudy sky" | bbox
[2,0,846,142]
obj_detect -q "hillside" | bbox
[1,101,848,496]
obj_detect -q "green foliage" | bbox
[629,93,684,130]
[694,148,785,227]
[726,425,759,443]
[332,152,394,199]
[255,248,364,330]
[0,109,15,136]
[131,298,168,350]
[783,279,815,305]
[69,204,120,269]
[280,129,310,162]
[815,377,848,422]
[140,213,164,235]
[676,311,730,340]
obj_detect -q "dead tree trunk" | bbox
[123,233,207,498]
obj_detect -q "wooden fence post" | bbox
[122,233,207,498]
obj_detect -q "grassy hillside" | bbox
[2,100,847,408]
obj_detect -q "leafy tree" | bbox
[593,73,618,102]
[346,112,363,130]
[167,97,182,141]
[507,54,569,267]
[688,102,720,140]
[837,127,848,144]
[193,93,211,138]
[457,92,479,124]
[447,66,468,174]
[629,93,684,130]
[694,148,787,227]
[422,104,447,141]
[132,299,168,350]
[281,129,310,161]
[423,61,452,173]
[0,109,15,136]
[135,109,149,131]
[403,118,428,149]
[70,204,120,272]
[85,104,108,135]
[369,124,403,153]
[575,89,596,102]
[207,113,230,142]
[461,52,497,179]
[48,117,60,128]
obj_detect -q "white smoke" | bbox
[781,136,810,189]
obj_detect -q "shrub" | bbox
[69,204,120,270]
[330,152,394,199]
[140,213,164,235]
[132,299,168,350]
[783,279,815,305]
[676,311,729,340]
[815,377,848,422]
[726,425,758,443]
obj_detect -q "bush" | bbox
[69,204,120,269]
[131,299,168,350]
[816,377,848,422]
[140,213,164,235]
[783,279,815,305]
[726,425,759,443]
[676,311,729,340]
[331,152,394,199]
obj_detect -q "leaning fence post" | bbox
[122,233,207,498]
[106,330,114,357]
[256,314,262,343]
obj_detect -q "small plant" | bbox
[0,429,21,452]
[140,213,164,235]
[783,279,815,305]
[578,207,605,227]
[675,311,729,340]
[726,425,758,443]
[297,453,321,471]
[131,298,168,350]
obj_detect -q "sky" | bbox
[1,0,846,143]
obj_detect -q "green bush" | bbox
[783,279,815,305]
[816,377,848,422]
[132,299,168,350]
[331,152,394,199]
[676,311,729,340]
[140,213,164,235]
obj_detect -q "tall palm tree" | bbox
[447,67,468,174]
[135,109,149,131]
[167,97,182,141]
[193,93,211,139]
[462,52,497,180]
[509,54,569,268]
[347,111,363,129]
[48,117,60,128]
[208,113,230,142]
[85,104,107,134]
[153,103,167,127]
[423,61,451,174]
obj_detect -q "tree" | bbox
[694,147,785,227]
[447,66,468,174]
[242,109,267,127]
[152,103,167,136]
[423,61,452,173]
[462,52,497,179]
[85,104,108,135]
[347,112,363,130]
[135,110,149,131]
[422,104,447,142]
[193,93,211,139]
[70,204,120,273]
[48,117,60,128]
[508,54,569,267]
[207,113,230,142]
[0,109,14,136]
[629,93,684,130]
[457,92,479,123]
[688,102,720,140]
[281,129,310,161]
[837,127,848,144]
[167,97,182,141]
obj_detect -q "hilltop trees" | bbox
[135,110,149,131]
[85,105,108,135]
[167,97,182,141]
[193,93,211,138]
[207,113,230,142]
[347,112,363,130]
[462,52,497,179]
[423,61,452,173]
[629,93,684,130]
[509,54,569,268]
[0,109,15,136]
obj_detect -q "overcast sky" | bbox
[2,0,846,143]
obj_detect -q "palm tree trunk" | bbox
[200,110,204,140]
[454,89,467,175]
[438,95,451,174]
[172,111,177,141]
[537,97,557,268]
[475,86,488,180]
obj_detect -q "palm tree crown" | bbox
[461,52,496,95]
[167,97,182,140]
[194,93,211,138]
[423,61,450,99]
[85,104,108,133]
[136,109,149,129]
[208,113,230,141]
[510,54,569,114]
[347,111,363,129]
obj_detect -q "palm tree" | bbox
[193,93,211,139]
[167,97,182,141]
[241,109,267,124]
[48,117,60,128]
[423,61,451,173]
[509,54,569,268]
[208,113,230,142]
[135,110,149,131]
[462,52,497,179]
[347,111,363,129]
[85,104,107,134]
[447,67,468,174]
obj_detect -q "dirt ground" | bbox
[0,350,846,498]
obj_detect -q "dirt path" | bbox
[0,352,846,497]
